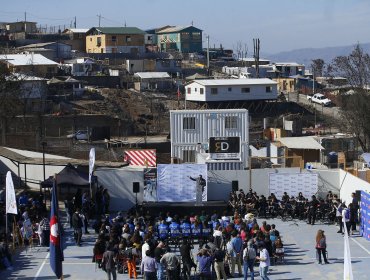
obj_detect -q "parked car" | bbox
[307,93,331,106]
[67,130,89,140]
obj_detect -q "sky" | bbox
[1,0,370,54]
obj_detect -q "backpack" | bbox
[214,235,224,249]
[345,209,350,220]
[244,247,256,261]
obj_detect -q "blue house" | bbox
[156,25,202,53]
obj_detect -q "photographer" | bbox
[196,248,213,280]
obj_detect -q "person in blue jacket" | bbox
[181,216,192,238]
[169,216,181,240]
[191,220,202,241]
[158,220,169,241]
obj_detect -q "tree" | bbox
[331,43,370,152]
[311,58,325,77]
[0,63,22,145]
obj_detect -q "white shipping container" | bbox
[170,109,249,168]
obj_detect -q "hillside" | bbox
[265,43,370,67]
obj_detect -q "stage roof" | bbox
[0,147,127,168]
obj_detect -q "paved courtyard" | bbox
[1,217,370,280]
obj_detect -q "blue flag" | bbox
[50,180,63,279]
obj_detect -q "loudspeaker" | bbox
[232,181,239,192]
[355,190,361,202]
[133,182,140,193]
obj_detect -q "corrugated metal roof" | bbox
[279,137,324,150]
[189,78,277,86]
[134,72,170,79]
[0,147,127,168]
[63,28,89,33]
[0,54,58,66]
[91,27,146,35]
[18,42,71,49]
[157,25,201,34]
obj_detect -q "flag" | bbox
[89,148,95,183]
[6,171,17,214]
[343,214,353,280]
[50,180,63,279]
[177,86,181,100]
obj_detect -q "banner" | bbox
[6,171,17,214]
[89,148,95,183]
[343,212,354,280]
[157,164,207,202]
[269,172,318,199]
[143,168,157,202]
[209,137,240,160]
[125,149,156,167]
[50,181,64,279]
[360,191,370,241]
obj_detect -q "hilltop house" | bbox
[86,27,146,54]
[185,78,278,102]
[17,42,72,61]
[156,25,202,53]
[0,53,58,78]
[62,28,89,52]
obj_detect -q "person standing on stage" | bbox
[189,174,206,205]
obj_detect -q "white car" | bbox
[308,93,331,106]
[67,130,89,140]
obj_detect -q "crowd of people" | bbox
[0,191,48,271]
[91,205,285,280]
[228,189,359,232]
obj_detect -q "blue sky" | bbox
[1,0,369,54]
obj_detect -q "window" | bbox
[183,117,196,129]
[195,88,197,92]
[97,37,101,47]
[183,150,196,163]
[200,88,204,94]
[241,87,250,93]
[126,36,131,42]
[225,116,238,129]
[111,36,117,42]
[211,88,218,94]
[228,87,232,92]
[187,87,191,94]
[266,86,272,93]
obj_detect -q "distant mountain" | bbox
[264,43,370,68]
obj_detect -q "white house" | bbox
[185,78,277,102]
[170,109,249,169]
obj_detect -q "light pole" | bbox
[41,141,47,181]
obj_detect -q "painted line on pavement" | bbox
[33,252,49,280]
[350,237,370,255]
[310,256,370,259]
[44,262,95,265]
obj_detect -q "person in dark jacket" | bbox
[307,196,319,225]
[180,238,196,280]
[72,208,83,246]
[102,243,117,280]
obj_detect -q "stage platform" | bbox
[141,200,229,216]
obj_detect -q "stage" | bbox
[140,200,229,216]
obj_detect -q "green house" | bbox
[156,25,202,53]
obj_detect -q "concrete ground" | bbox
[1,216,370,280]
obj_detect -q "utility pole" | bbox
[253,38,260,78]
[206,35,210,74]
[97,14,101,27]
[24,11,27,33]
[74,16,77,28]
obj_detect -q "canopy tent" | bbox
[41,163,96,188]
